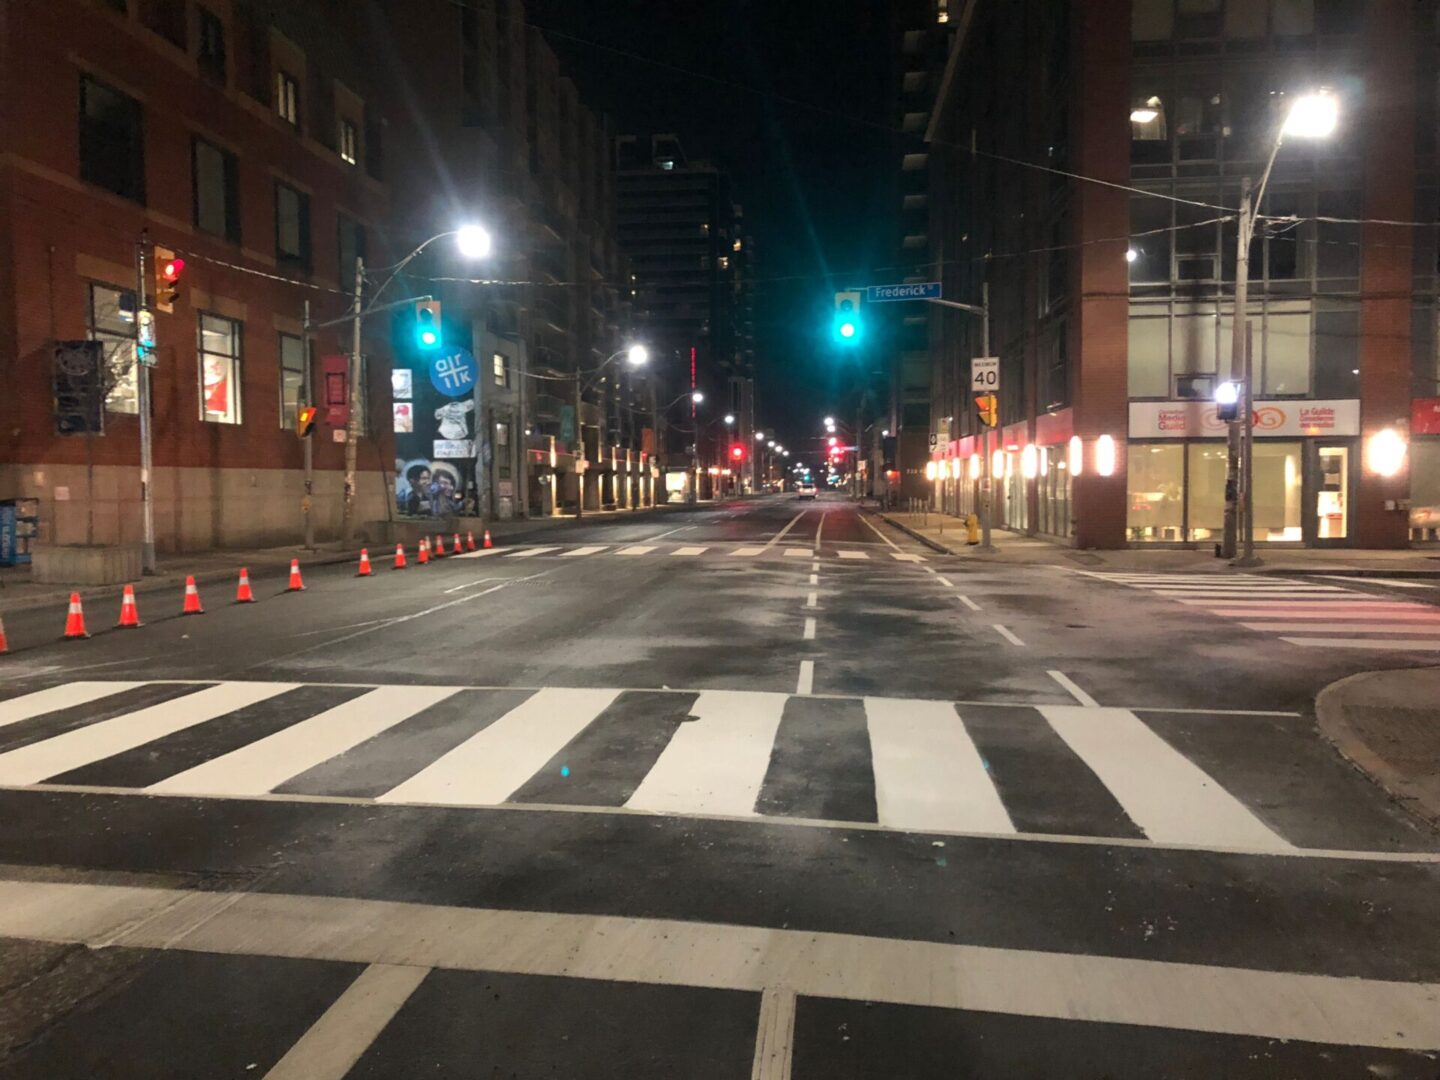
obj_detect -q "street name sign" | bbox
[971,357,1000,391]
[866,282,941,303]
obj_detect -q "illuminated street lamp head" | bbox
[691,391,704,404]
[755,432,765,441]
[768,440,776,448]
[455,224,493,259]
[626,345,649,366]
[782,450,790,458]
[1125,248,1138,263]
[724,414,735,425]
[1283,90,1339,139]
[823,416,835,426]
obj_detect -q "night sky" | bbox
[525,0,902,464]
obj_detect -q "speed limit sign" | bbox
[971,357,999,391]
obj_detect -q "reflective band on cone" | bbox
[357,548,373,577]
[117,584,142,628]
[434,534,447,557]
[466,531,476,551]
[287,559,305,592]
[63,593,90,640]
[394,544,407,570]
[483,529,493,549]
[418,538,429,566]
[182,576,204,615]
[235,568,256,603]
[452,534,462,554]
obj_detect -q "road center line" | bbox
[796,660,814,695]
[806,591,818,609]
[1048,670,1100,707]
[958,595,981,611]
[803,617,816,640]
[808,573,818,585]
[991,624,1025,647]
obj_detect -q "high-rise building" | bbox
[615,135,755,498]
[923,0,1435,550]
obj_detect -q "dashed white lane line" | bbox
[936,575,955,588]
[796,660,815,695]
[806,591,818,609]
[803,617,816,641]
[991,624,1025,647]
[1048,670,1100,708]
[808,573,818,585]
[958,595,981,612]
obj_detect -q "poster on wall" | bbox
[392,369,413,400]
[394,358,478,518]
[392,403,413,433]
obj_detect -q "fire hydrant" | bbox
[965,513,980,545]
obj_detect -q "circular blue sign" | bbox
[428,348,479,398]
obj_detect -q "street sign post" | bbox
[866,282,941,303]
[971,357,999,391]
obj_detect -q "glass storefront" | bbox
[1036,446,1073,538]
[1128,440,1305,544]
[1412,439,1440,543]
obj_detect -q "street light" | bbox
[755,431,765,441]
[823,415,835,426]
[455,224,494,259]
[1224,88,1339,566]
[724,413,735,425]
[626,344,649,367]
[691,391,704,404]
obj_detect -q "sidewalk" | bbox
[869,506,1440,576]
[1316,667,1440,829]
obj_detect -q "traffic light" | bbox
[296,405,318,438]
[153,246,185,313]
[730,444,745,462]
[415,299,443,351]
[1214,380,1241,422]
[974,393,999,428]
[832,291,862,344]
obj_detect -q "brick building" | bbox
[921,0,1439,550]
[0,0,395,553]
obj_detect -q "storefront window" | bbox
[1127,444,1184,541]
[1257,442,1305,540]
[1038,448,1072,538]
[1186,443,1227,541]
[1411,440,1440,542]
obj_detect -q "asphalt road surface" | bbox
[1,494,1438,1078]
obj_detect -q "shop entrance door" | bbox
[1304,443,1353,546]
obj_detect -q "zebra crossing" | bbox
[450,542,925,563]
[1080,572,1440,651]
[0,679,1310,852]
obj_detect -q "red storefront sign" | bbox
[1413,398,1440,436]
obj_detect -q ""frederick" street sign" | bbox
[866,282,941,303]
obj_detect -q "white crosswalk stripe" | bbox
[0,679,1356,853]
[447,542,921,564]
[837,549,870,560]
[615,545,656,555]
[671,546,708,556]
[503,546,561,558]
[559,545,608,557]
[889,552,925,562]
[1087,572,1440,651]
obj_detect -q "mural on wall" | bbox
[393,348,481,517]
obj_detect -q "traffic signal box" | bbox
[415,299,443,350]
[153,246,185,313]
[296,406,318,438]
[833,291,862,344]
[974,393,999,428]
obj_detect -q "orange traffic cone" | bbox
[394,543,407,570]
[287,559,305,591]
[182,575,204,615]
[116,584,143,628]
[418,538,430,565]
[62,593,90,640]
[434,534,447,557]
[466,531,477,552]
[0,613,10,654]
[483,529,494,549]
[357,548,373,577]
[235,567,256,603]
[452,533,462,554]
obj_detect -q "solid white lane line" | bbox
[1281,638,1440,651]
[1242,623,1440,634]
[731,546,766,556]
[0,682,294,787]
[263,964,430,1080]
[150,686,458,796]
[859,512,904,551]
[503,546,560,558]
[958,595,981,612]
[808,573,818,586]
[806,591,818,609]
[672,546,708,556]
[803,617,816,640]
[559,546,608,558]
[616,545,657,556]
[814,512,827,553]
[1038,706,1290,851]
[936,575,955,588]
[865,698,1014,834]
[9,881,1439,1050]
[1047,671,1100,708]
[796,661,814,695]
[751,987,797,1080]
[991,624,1025,647]
[765,511,806,549]
[0,682,137,730]
[837,549,870,560]
[379,688,620,805]
[890,552,925,562]
[784,547,810,558]
[626,690,788,818]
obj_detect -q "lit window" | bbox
[733,239,743,252]
[1130,96,1166,140]
[718,256,730,270]
[198,313,242,424]
[278,332,305,429]
[87,283,139,416]
[338,119,358,164]
[492,352,508,387]
[275,70,299,127]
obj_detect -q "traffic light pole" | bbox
[134,235,156,574]
[340,256,365,542]
[301,300,316,551]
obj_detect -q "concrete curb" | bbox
[865,510,964,555]
[1315,668,1440,830]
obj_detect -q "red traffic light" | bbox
[161,258,185,281]
[730,445,745,461]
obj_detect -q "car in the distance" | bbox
[797,482,817,500]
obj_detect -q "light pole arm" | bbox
[363,232,456,315]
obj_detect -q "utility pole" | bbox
[134,233,156,574]
[574,365,585,520]
[1223,178,1251,561]
[340,256,364,542]
[301,299,315,550]
[978,282,994,552]
[1239,320,1261,566]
